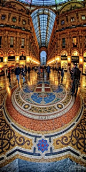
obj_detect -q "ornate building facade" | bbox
[0,0,39,71]
[47,1,86,74]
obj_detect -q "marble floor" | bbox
[0,69,86,171]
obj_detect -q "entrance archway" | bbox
[40,51,47,65]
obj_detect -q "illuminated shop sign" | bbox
[20,56,26,60]
[8,56,15,61]
[84,57,86,62]
[71,56,79,62]
[61,56,67,60]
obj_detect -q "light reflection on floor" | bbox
[0,70,85,92]
[0,69,86,169]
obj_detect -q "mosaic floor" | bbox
[0,70,86,169]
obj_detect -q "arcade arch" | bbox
[40,51,47,65]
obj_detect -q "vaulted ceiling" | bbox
[31,9,56,48]
[15,0,83,48]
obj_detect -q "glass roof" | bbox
[16,0,83,6]
[16,0,68,6]
[31,9,56,48]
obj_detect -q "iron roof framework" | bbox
[31,8,56,48]
[16,0,65,6]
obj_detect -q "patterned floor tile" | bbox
[0,71,86,167]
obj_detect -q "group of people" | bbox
[7,63,80,98]
[7,64,31,87]
[37,65,64,81]
[37,65,51,79]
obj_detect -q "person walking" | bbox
[8,67,11,87]
[21,65,26,84]
[15,64,20,85]
[28,66,30,74]
[71,63,79,97]
[61,66,64,82]
[28,66,31,80]
[25,65,27,74]
[47,65,50,79]
[38,65,41,78]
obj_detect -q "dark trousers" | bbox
[72,79,79,96]
[47,72,49,78]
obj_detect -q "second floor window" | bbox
[23,20,26,25]
[10,37,14,47]
[12,17,16,22]
[82,15,85,20]
[71,17,75,22]
[1,15,6,20]
[62,38,65,48]
[73,37,77,47]
[21,38,25,48]
[61,20,65,25]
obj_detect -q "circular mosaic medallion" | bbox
[11,82,74,120]
[20,82,66,105]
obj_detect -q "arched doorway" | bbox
[40,51,47,65]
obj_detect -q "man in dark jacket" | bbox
[15,64,20,85]
[71,63,79,97]
[47,65,50,79]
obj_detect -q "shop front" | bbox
[8,50,15,67]
[71,50,79,69]
[61,51,68,71]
